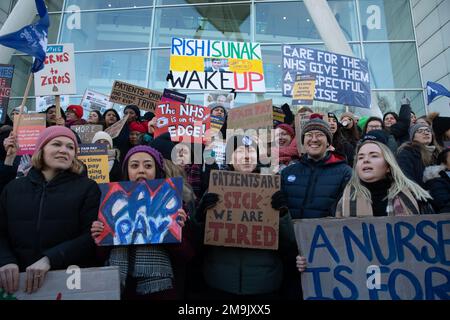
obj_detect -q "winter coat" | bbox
[281,151,352,219]
[423,165,450,213]
[0,168,101,271]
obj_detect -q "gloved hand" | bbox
[196,192,220,222]
[271,190,289,216]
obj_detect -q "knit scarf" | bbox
[337,185,420,217]
[109,245,174,295]
[425,145,436,153]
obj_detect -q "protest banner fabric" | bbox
[14,113,46,156]
[77,144,110,184]
[292,74,316,106]
[282,45,371,109]
[0,64,14,124]
[81,89,114,113]
[34,43,76,96]
[205,170,280,250]
[104,114,129,139]
[154,102,211,144]
[293,214,450,300]
[169,37,266,93]
[109,80,162,112]
[96,177,183,246]
[227,99,273,130]
[3,267,120,300]
[71,124,103,144]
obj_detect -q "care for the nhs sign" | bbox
[282,45,371,109]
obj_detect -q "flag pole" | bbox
[55,95,61,119]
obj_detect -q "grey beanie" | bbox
[409,123,431,141]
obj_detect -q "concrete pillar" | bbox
[304,0,382,117]
[0,0,37,64]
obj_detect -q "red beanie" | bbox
[66,105,83,119]
[34,126,78,155]
[276,123,295,139]
[129,121,147,133]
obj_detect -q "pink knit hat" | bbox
[34,126,79,155]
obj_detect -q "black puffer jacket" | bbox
[389,103,411,146]
[423,165,450,213]
[0,168,101,271]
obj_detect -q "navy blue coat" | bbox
[281,152,352,219]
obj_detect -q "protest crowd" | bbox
[0,0,449,301]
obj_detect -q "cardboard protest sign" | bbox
[71,124,103,144]
[96,177,183,246]
[14,114,46,156]
[205,170,280,250]
[161,88,187,103]
[292,74,316,106]
[169,37,266,93]
[35,95,69,113]
[0,267,120,300]
[154,102,211,144]
[77,144,109,184]
[34,44,76,96]
[282,46,370,109]
[0,64,14,124]
[109,80,162,112]
[81,89,114,113]
[204,91,235,109]
[104,114,129,139]
[293,214,450,300]
[227,99,273,130]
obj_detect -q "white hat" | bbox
[92,131,113,148]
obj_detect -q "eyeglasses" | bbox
[367,125,382,130]
[304,132,326,139]
[416,128,431,134]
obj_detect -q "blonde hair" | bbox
[163,159,195,203]
[31,149,84,175]
[349,141,431,202]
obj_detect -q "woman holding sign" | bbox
[194,134,298,299]
[90,145,194,299]
[0,126,101,295]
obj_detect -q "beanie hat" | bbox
[276,123,295,139]
[340,112,355,122]
[409,123,431,141]
[124,105,141,121]
[209,103,228,116]
[34,126,78,155]
[122,145,164,173]
[149,132,176,161]
[129,121,147,134]
[301,118,332,144]
[361,129,388,146]
[92,131,113,148]
[66,105,83,119]
[225,134,260,164]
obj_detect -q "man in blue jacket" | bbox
[274,114,352,219]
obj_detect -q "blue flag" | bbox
[0,0,49,73]
[427,81,450,105]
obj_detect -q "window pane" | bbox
[74,50,148,95]
[60,9,152,51]
[360,0,414,40]
[156,0,249,5]
[256,0,359,43]
[9,55,35,98]
[365,43,421,89]
[12,0,62,12]
[149,49,170,90]
[153,5,250,47]
[373,90,425,116]
[64,0,151,10]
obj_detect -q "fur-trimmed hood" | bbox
[423,165,446,183]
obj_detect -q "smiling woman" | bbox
[0,126,101,295]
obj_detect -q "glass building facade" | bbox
[4,0,426,116]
